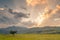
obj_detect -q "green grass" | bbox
[0,34,60,40]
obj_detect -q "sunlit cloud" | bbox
[26,0,60,27]
[54,18,60,21]
[26,0,47,6]
[0,0,60,28]
[0,8,5,10]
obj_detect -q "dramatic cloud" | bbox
[0,8,5,10]
[0,7,29,28]
[25,0,60,27]
[0,0,60,28]
[26,0,47,7]
[8,8,29,18]
[14,12,28,18]
[0,9,18,24]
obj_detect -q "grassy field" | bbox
[0,34,60,40]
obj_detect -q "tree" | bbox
[10,30,17,36]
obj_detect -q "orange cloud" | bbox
[26,0,60,27]
[26,0,47,6]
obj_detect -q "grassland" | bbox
[0,34,60,40]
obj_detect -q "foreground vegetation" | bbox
[0,34,60,40]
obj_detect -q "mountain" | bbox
[0,26,29,34]
[0,26,60,34]
[27,26,60,34]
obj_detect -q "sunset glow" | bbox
[0,0,60,28]
[25,0,60,27]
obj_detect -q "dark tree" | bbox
[10,30,17,36]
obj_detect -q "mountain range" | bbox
[0,26,60,34]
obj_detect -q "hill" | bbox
[0,26,60,34]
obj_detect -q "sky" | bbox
[0,0,60,28]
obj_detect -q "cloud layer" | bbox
[0,0,60,28]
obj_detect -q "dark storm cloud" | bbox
[8,8,29,18]
[0,14,9,23]
[0,9,18,24]
[0,0,29,27]
[0,16,17,24]
[14,12,29,18]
